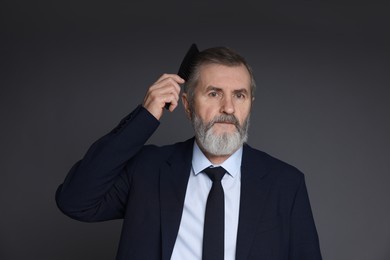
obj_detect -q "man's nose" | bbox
[220,95,235,114]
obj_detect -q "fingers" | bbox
[142,74,185,120]
[155,73,185,85]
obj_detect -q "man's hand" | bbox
[142,74,185,120]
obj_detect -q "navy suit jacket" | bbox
[56,105,322,260]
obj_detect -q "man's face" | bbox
[182,63,253,156]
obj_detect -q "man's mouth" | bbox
[204,114,241,132]
[212,121,239,131]
[215,121,234,124]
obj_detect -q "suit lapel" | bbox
[160,138,194,260]
[236,144,272,260]
[159,141,272,260]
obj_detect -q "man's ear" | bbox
[181,93,191,119]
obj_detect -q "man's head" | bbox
[183,47,256,108]
[181,47,255,158]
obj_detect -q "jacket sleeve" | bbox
[55,105,160,222]
[289,176,322,260]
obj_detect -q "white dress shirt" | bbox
[171,142,242,260]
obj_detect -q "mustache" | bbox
[206,114,240,131]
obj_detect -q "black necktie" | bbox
[202,166,226,260]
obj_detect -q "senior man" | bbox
[56,45,322,260]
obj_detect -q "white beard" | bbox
[192,113,249,156]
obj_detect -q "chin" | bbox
[199,131,245,157]
[212,124,237,135]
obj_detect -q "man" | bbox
[56,46,322,260]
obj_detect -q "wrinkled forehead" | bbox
[196,63,252,91]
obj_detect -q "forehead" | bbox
[196,63,251,92]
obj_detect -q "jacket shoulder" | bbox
[135,138,194,163]
[243,144,304,181]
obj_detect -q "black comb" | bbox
[178,43,199,81]
[165,43,199,110]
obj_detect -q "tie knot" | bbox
[203,166,226,182]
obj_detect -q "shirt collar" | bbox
[192,141,243,178]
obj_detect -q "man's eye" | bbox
[235,93,245,99]
[209,92,219,97]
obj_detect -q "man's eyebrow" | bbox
[205,86,223,92]
[233,88,249,94]
[205,86,249,93]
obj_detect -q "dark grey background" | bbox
[1,1,389,259]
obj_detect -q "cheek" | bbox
[197,111,213,124]
[194,103,218,121]
[237,108,251,124]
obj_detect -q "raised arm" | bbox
[55,74,183,222]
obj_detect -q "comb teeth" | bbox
[178,43,199,81]
[165,44,200,110]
